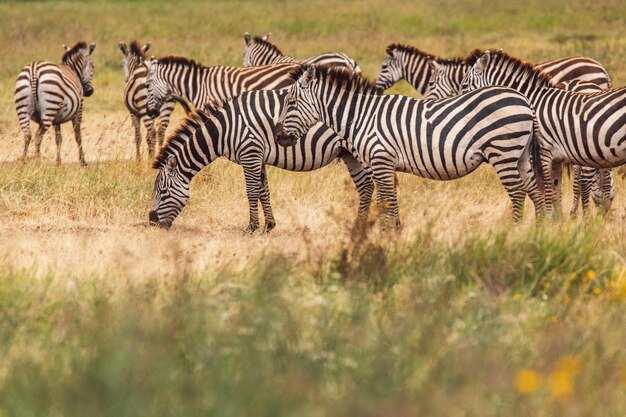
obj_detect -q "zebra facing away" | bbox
[144,56,301,119]
[148,90,373,231]
[460,49,626,217]
[427,64,616,217]
[15,42,96,165]
[243,32,361,72]
[119,41,176,160]
[275,65,545,228]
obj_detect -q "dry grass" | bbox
[1,1,626,416]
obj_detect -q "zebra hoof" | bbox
[263,221,276,233]
[243,223,259,234]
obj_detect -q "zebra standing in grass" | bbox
[243,32,361,72]
[375,44,611,97]
[276,65,546,228]
[460,49,626,216]
[378,45,615,217]
[148,90,373,231]
[144,56,301,118]
[15,42,96,165]
[119,41,176,159]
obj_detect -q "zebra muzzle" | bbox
[274,122,298,147]
[149,210,171,229]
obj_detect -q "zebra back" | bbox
[243,32,360,72]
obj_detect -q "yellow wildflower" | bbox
[584,270,596,281]
[512,293,522,301]
[549,370,574,398]
[593,287,602,295]
[515,369,542,394]
[556,355,582,376]
[567,272,577,281]
[549,315,558,324]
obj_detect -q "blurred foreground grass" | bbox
[1,223,625,417]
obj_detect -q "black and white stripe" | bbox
[375,44,611,97]
[119,41,175,159]
[427,61,616,217]
[276,65,545,228]
[148,89,373,231]
[15,41,96,165]
[144,56,302,118]
[461,50,625,217]
[243,32,361,72]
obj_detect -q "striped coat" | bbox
[15,42,96,165]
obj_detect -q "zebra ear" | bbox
[119,41,128,55]
[262,32,271,41]
[244,32,251,45]
[89,43,96,55]
[142,43,151,53]
[166,155,177,173]
[299,65,315,88]
[478,51,490,69]
[63,44,70,52]
[427,59,442,72]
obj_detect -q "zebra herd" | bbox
[14,35,625,231]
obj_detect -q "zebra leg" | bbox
[258,166,276,232]
[579,167,594,219]
[18,117,32,161]
[145,119,157,159]
[131,113,142,161]
[33,122,50,161]
[569,165,582,218]
[551,161,564,219]
[241,156,263,233]
[54,124,63,165]
[594,168,614,215]
[539,148,556,220]
[371,156,400,231]
[491,161,526,223]
[71,109,87,166]
[516,139,545,220]
[341,151,374,224]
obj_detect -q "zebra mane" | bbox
[463,49,557,87]
[129,40,147,58]
[252,36,284,56]
[386,43,464,65]
[157,55,205,69]
[153,110,211,169]
[291,64,382,95]
[62,41,88,63]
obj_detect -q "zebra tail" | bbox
[30,63,39,116]
[530,136,546,195]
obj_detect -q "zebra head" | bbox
[62,42,96,97]
[243,31,273,67]
[275,65,319,147]
[149,154,190,229]
[144,57,169,117]
[423,59,459,100]
[375,45,404,90]
[461,50,492,93]
[119,40,150,81]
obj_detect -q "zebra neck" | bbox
[402,52,432,94]
[489,62,552,102]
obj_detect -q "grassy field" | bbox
[1,1,625,416]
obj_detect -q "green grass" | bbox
[1,225,625,417]
[1,1,626,416]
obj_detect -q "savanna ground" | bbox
[0,1,625,416]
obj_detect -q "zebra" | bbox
[375,43,611,97]
[243,32,361,72]
[119,40,176,160]
[144,56,302,119]
[148,90,373,231]
[460,49,626,217]
[15,41,96,165]
[275,65,546,228]
[427,63,616,217]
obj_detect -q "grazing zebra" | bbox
[275,65,545,228]
[144,56,301,118]
[375,44,611,97]
[119,41,176,159]
[428,66,617,217]
[148,90,373,231]
[460,49,626,217]
[15,41,96,165]
[243,32,361,72]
